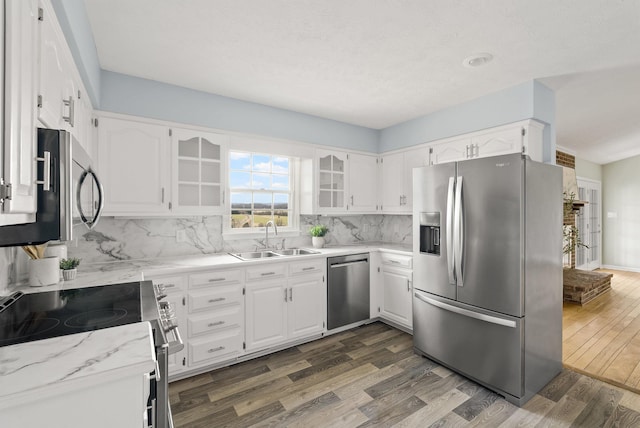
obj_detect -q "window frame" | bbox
[224,150,299,237]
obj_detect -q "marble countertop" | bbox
[0,322,155,409]
[13,242,412,294]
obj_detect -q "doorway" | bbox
[576,178,601,271]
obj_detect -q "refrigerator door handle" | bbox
[446,177,456,284]
[414,291,516,328]
[454,176,464,287]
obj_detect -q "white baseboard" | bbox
[601,264,640,273]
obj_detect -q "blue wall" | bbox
[100,71,379,152]
[50,0,101,106]
[380,81,555,160]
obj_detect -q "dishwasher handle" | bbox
[329,259,369,268]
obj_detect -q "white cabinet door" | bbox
[380,152,404,213]
[171,128,227,214]
[316,150,348,213]
[288,274,325,340]
[245,280,287,351]
[98,117,171,215]
[380,267,413,329]
[429,137,470,165]
[471,127,523,159]
[401,147,430,212]
[347,153,378,213]
[2,0,39,216]
[37,0,65,129]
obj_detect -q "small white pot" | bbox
[62,269,77,281]
[28,256,60,287]
[312,236,325,249]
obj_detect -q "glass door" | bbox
[576,178,601,270]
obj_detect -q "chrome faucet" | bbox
[265,220,278,249]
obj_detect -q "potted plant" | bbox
[60,258,81,281]
[310,225,328,248]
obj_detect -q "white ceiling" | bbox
[83,0,640,164]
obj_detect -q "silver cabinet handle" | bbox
[161,283,176,288]
[62,96,75,127]
[261,272,275,276]
[284,288,288,302]
[414,291,516,328]
[35,151,51,191]
[207,346,225,353]
[446,177,455,285]
[389,260,400,264]
[208,297,225,303]
[208,321,224,327]
[454,176,464,287]
[407,279,410,292]
[161,187,165,203]
[302,267,315,271]
[351,195,354,205]
[222,190,225,205]
[289,287,293,302]
[465,144,470,158]
[400,195,403,205]
[208,278,225,282]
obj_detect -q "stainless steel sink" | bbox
[230,251,282,261]
[273,248,320,256]
[229,248,319,261]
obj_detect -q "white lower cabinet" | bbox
[186,268,244,368]
[245,259,326,352]
[377,252,413,330]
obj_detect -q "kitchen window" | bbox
[228,151,296,232]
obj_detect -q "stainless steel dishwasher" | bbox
[327,253,370,330]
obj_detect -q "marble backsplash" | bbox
[0,215,412,288]
[65,214,413,263]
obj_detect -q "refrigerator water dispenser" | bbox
[419,212,440,255]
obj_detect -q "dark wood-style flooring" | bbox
[170,322,640,427]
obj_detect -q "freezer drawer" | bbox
[413,290,523,398]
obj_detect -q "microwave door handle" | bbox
[76,169,91,225]
[88,169,104,229]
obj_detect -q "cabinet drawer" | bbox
[149,275,185,294]
[188,327,242,366]
[190,269,242,288]
[188,286,242,312]
[380,253,413,269]
[246,263,287,281]
[187,305,242,338]
[289,259,325,276]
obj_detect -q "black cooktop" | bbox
[0,282,143,348]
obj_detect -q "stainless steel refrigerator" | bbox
[412,152,562,406]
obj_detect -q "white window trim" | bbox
[223,153,300,237]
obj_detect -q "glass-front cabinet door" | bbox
[317,150,347,212]
[171,128,228,214]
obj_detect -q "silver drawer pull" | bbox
[302,267,315,271]
[208,297,226,303]
[261,272,276,276]
[208,278,226,282]
[163,283,176,288]
[389,260,400,264]
[207,346,225,353]
[208,321,225,327]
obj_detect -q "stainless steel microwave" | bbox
[0,129,104,247]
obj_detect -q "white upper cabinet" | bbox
[38,0,94,152]
[171,128,228,214]
[316,149,348,213]
[347,153,379,213]
[429,120,545,165]
[1,0,40,219]
[381,147,429,214]
[98,116,171,215]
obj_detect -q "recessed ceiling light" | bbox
[463,53,493,68]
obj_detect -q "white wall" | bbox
[575,157,602,181]
[602,154,640,270]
